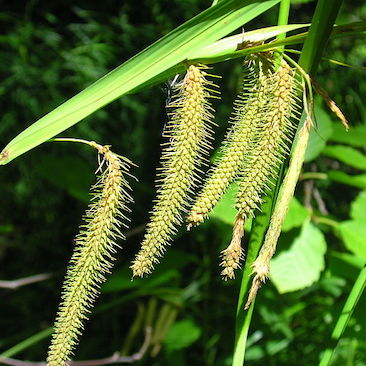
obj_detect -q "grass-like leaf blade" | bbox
[0,0,279,165]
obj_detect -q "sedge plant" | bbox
[1,0,365,365]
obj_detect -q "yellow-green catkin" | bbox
[220,59,300,280]
[235,59,299,220]
[131,64,216,277]
[186,58,270,228]
[47,144,132,366]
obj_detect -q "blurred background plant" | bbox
[0,0,366,365]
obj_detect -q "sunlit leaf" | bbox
[328,171,366,189]
[339,220,366,260]
[330,123,366,148]
[351,190,366,221]
[282,197,310,232]
[164,319,202,351]
[210,183,238,225]
[270,222,327,293]
[322,145,366,170]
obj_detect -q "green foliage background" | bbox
[1,1,366,365]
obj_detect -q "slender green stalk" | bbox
[231,1,292,364]
[232,187,280,365]
[232,0,343,364]
[319,265,366,366]
[276,0,291,54]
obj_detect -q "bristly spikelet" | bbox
[186,58,271,228]
[131,64,217,277]
[220,214,245,280]
[47,144,132,366]
[220,58,300,280]
[235,59,300,221]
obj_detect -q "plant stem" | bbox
[313,216,339,228]
[298,0,343,74]
[319,265,366,366]
[301,172,328,180]
[232,184,281,365]
[231,1,291,365]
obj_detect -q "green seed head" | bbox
[187,58,272,227]
[47,146,132,366]
[131,64,217,277]
[235,59,300,220]
[220,214,245,280]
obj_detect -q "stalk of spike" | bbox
[220,59,300,280]
[47,142,132,366]
[186,58,271,228]
[131,64,217,278]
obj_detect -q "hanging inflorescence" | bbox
[46,52,340,365]
[47,144,133,366]
[221,57,301,279]
[131,64,218,278]
[131,56,301,282]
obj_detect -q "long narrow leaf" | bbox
[0,0,279,165]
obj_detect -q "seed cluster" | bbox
[236,59,299,219]
[220,214,245,280]
[46,55,306,365]
[47,146,132,366]
[187,60,269,227]
[131,65,217,277]
[220,58,300,279]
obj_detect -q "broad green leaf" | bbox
[328,171,366,189]
[330,123,366,148]
[322,145,366,170]
[270,222,326,293]
[304,106,334,162]
[351,190,366,220]
[339,220,366,260]
[0,0,279,165]
[0,225,13,233]
[164,319,201,351]
[282,197,310,232]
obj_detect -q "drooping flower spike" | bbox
[220,57,301,279]
[131,64,218,278]
[47,142,133,366]
[187,57,272,229]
